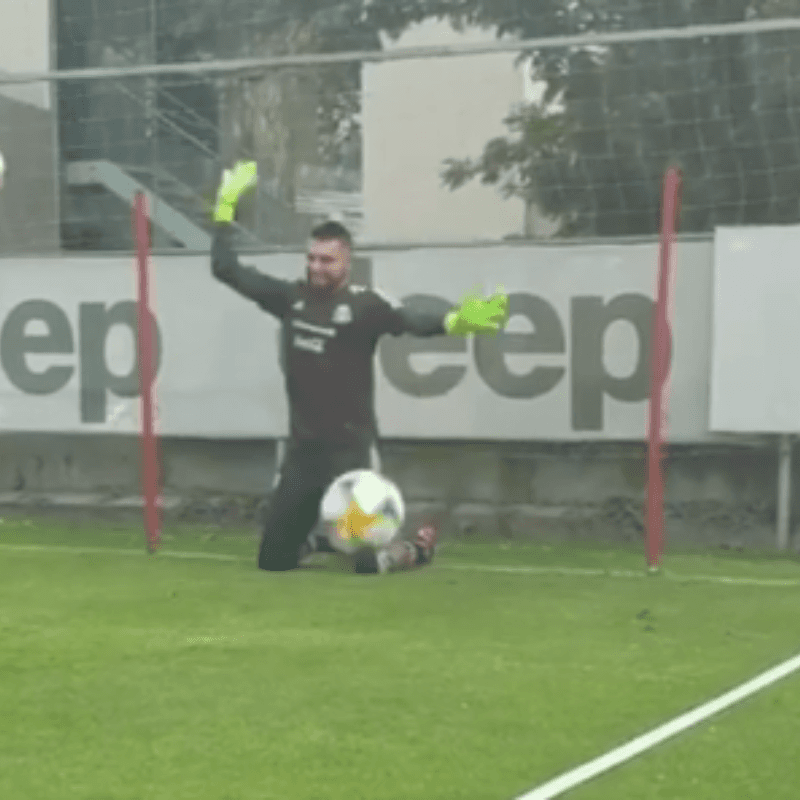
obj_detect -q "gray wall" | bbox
[0,433,789,551]
[0,93,59,254]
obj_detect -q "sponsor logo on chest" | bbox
[290,318,336,356]
[332,304,352,324]
[293,334,325,354]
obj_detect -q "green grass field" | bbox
[1,516,799,800]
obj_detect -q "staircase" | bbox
[64,81,364,251]
[66,159,264,250]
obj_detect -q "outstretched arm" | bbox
[391,299,449,337]
[369,287,509,339]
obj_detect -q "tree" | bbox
[359,0,800,236]
[157,0,381,168]
[150,0,384,241]
[63,0,800,242]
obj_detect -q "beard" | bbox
[307,270,345,294]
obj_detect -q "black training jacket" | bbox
[211,224,448,447]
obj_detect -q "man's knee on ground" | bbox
[257,537,300,571]
[258,556,298,572]
[353,546,380,574]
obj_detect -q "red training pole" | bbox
[132,193,162,553]
[646,168,682,571]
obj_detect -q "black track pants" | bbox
[257,441,372,571]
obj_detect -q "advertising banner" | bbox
[0,253,292,436]
[374,241,714,441]
[1,240,716,440]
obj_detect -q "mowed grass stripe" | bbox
[3,534,800,799]
[1,542,799,588]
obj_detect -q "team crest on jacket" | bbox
[332,304,353,324]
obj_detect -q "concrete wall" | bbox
[0,0,58,254]
[361,20,527,243]
[0,0,51,110]
[0,433,791,551]
[0,93,60,254]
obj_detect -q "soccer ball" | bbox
[320,469,405,553]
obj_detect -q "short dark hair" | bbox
[311,220,352,248]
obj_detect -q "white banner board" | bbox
[374,241,714,441]
[0,254,292,437]
[1,240,716,440]
[710,225,800,433]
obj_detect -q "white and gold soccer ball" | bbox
[320,469,405,553]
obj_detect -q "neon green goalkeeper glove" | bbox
[213,160,258,223]
[444,288,509,336]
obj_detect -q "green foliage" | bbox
[65,0,800,238]
[394,0,800,236]
[186,0,800,237]
[156,0,381,172]
[443,105,576,198]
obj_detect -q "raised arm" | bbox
[211,224,293,318]
[210,161,293,318]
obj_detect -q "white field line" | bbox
[0,543,242,561]
[514,650,800,800]
[439,561,800,588]
[0,543,798,587]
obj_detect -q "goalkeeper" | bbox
[211,161,509,574]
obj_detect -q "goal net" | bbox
[2,3,800,252]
